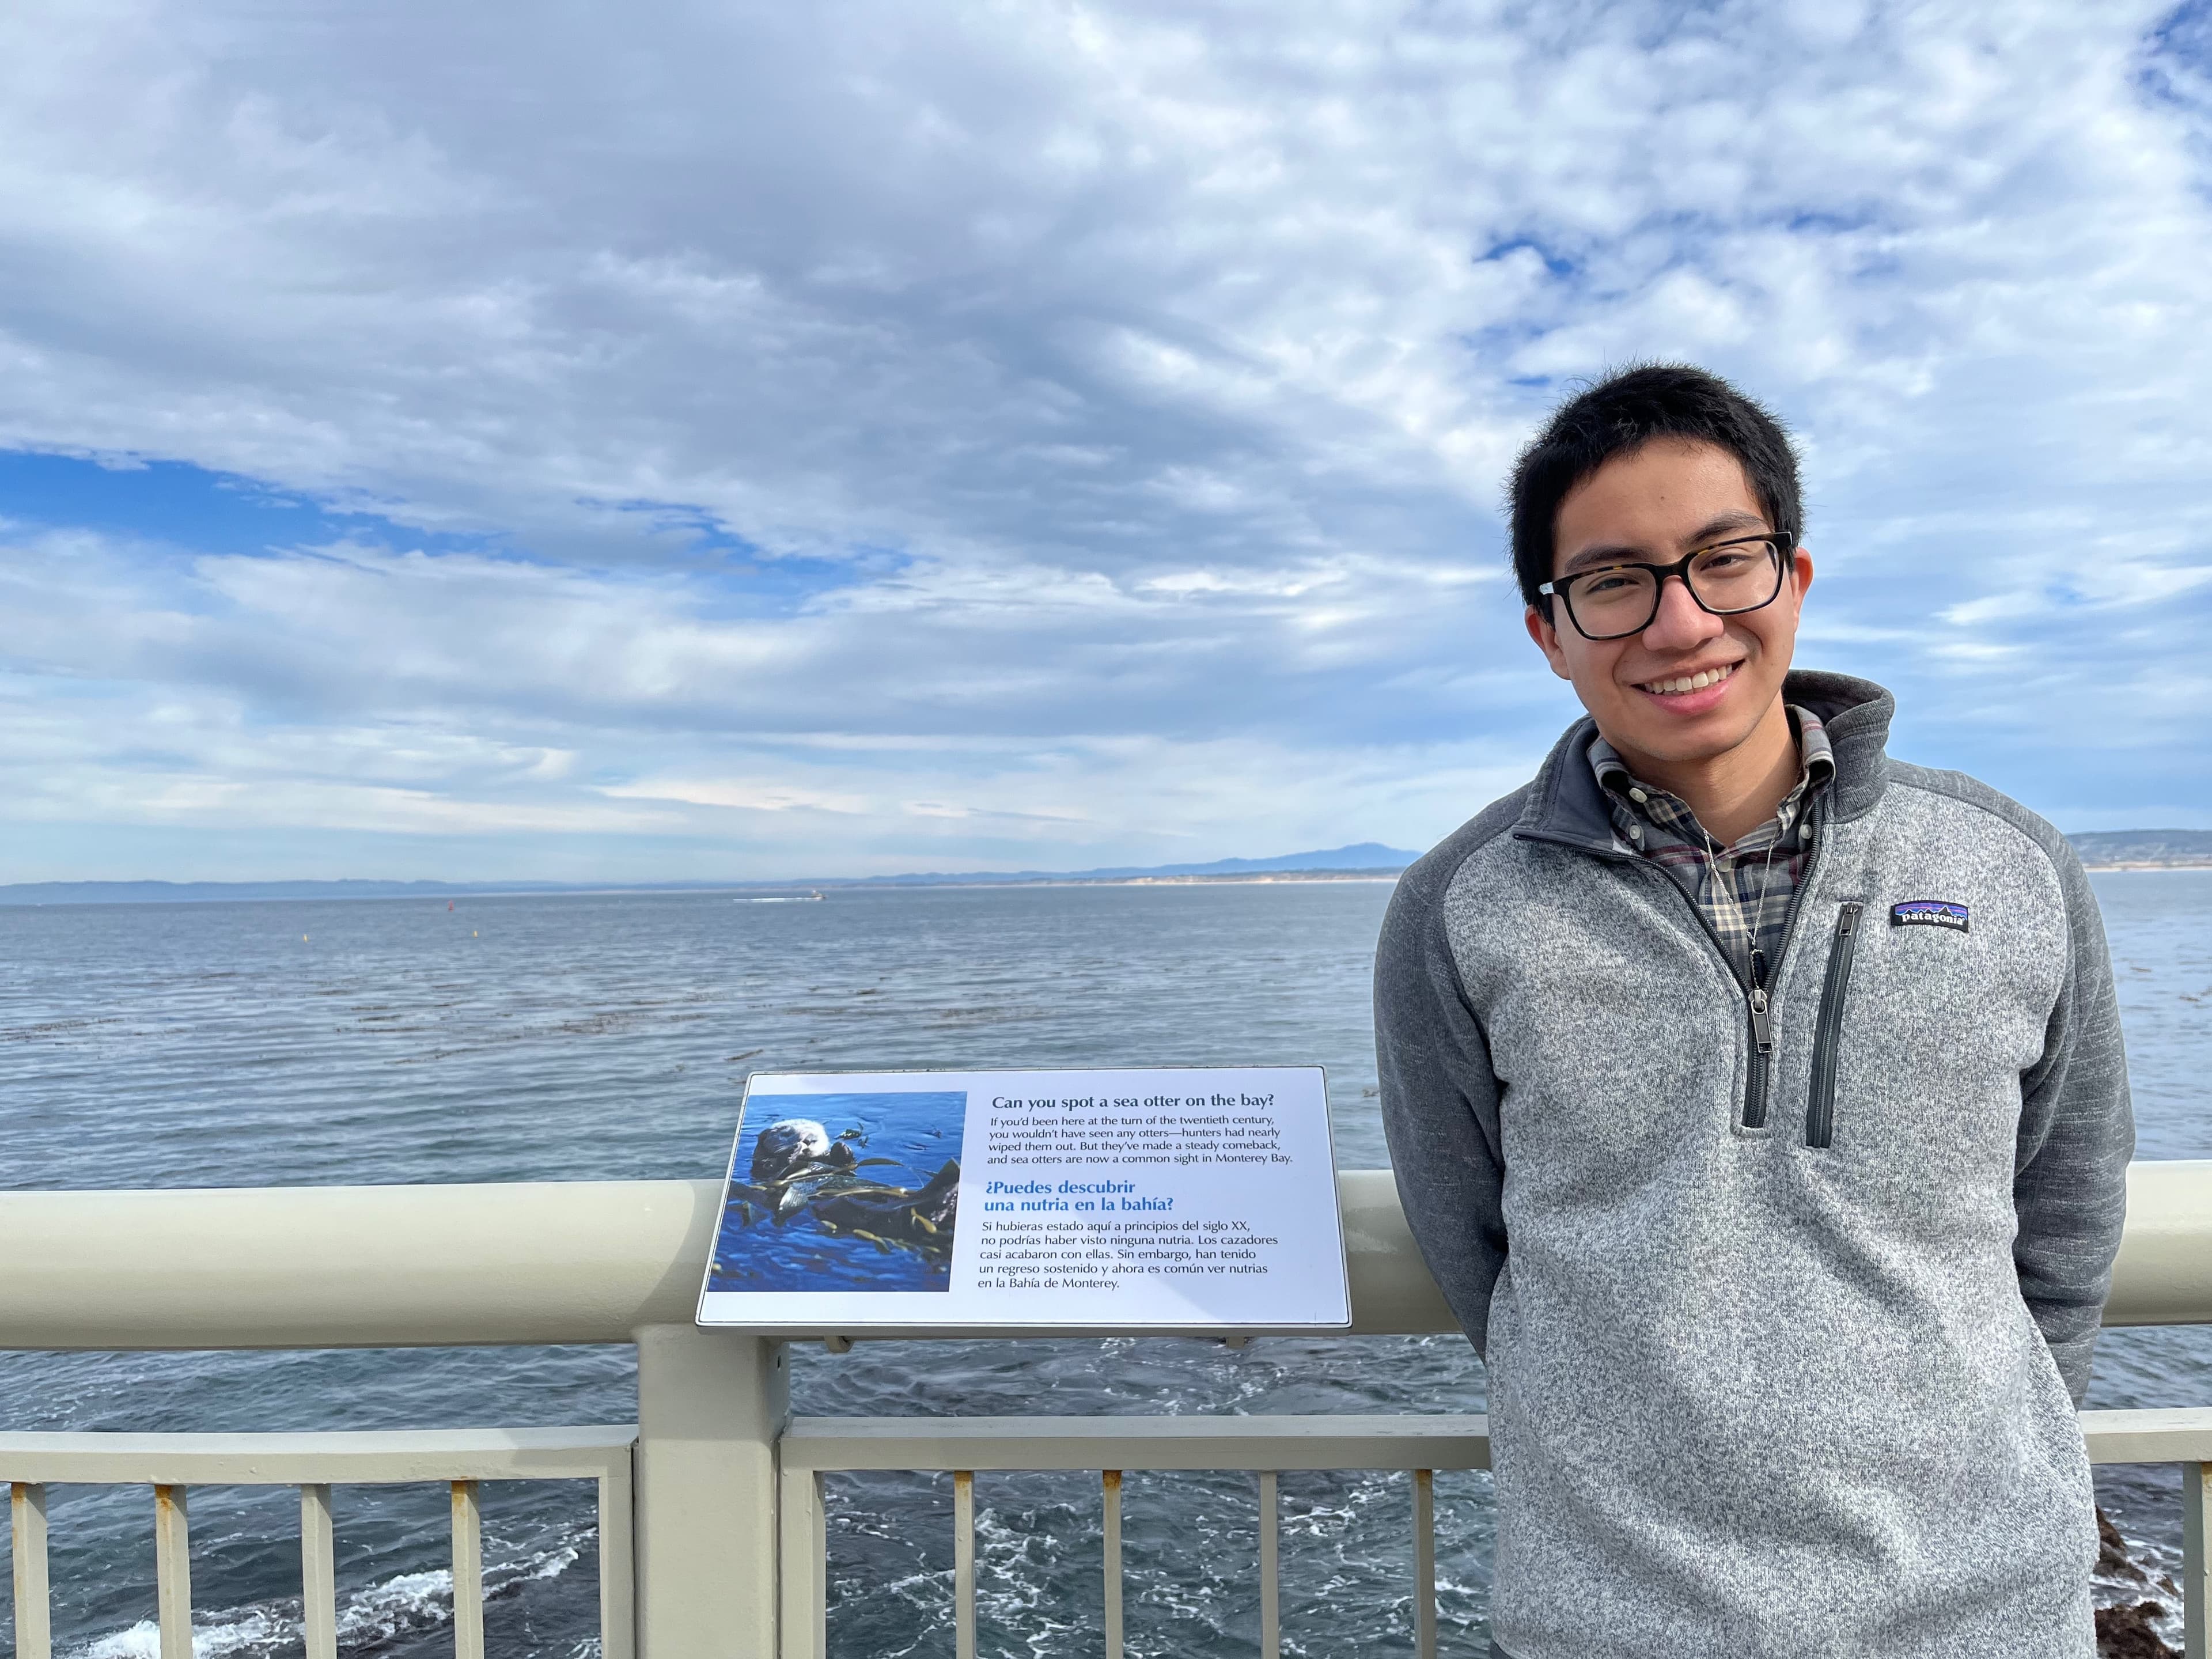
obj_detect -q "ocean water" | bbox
[1,873,2207,1657]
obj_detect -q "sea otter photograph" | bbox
[709,1089,967,1293]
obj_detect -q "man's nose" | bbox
[1640,572,1724,652]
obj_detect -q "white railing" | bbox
[3,1163,2211,1657]
[777,1414,1496,1659]
[782,1412,2212,1659]
[5,1428,634,1659]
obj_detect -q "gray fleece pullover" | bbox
[1376,671,2133,1659]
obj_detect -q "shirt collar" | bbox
[1588,704,1834,823]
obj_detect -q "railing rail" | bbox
[2,1163,2209,1349]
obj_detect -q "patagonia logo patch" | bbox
[1891,899,1969,933]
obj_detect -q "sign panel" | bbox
[695,1066,1350,1332]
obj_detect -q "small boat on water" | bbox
[737,891,825,903]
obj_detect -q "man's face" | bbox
[1524,437,1814,772]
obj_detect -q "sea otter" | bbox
[748,1119,859,1183]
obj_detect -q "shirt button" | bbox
[1628,823,1643,840]
[1628,788,1648,804]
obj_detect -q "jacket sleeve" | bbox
[1374,855,1510,1361]
[2013,839,2134,1406]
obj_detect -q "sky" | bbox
[3,0,2211,882]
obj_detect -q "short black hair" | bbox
[1508,363,1801,611]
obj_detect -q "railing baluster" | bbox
[1259,1470,1279,1659]
[1103,1469,1123,1659]
[953,1469,976,1659]
[2185,1460,2208,1659]
[1413,1468,1437,1659]
[301,1483,339,1659]
[451,1479,484,1659]
[154,1484,191,1659]
[11,1482,52,1659]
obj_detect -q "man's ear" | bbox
[1787,547,1815,611]
[1525,603,1574,682]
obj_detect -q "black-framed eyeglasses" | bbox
[1537,533,1791,642]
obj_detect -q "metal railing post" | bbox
[1101,1469,1122,1659]
[632,1325,787,1658]
[1412,1468,1436,1659]
[301,1483,338,1659]
[451,1479,486,1659]
[954,1469,977,1659]
[2186,1460,2208,1659]
[1258,1471,1279,1659]
[12,1481,52,1659]
[154,1483,192,1659]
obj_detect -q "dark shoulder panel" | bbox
[1392,785,1533,915]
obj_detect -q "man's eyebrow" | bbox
[1685,510,1770,545]
[1559,511,1772,574]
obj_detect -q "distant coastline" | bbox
[8,831,2210,906]
[2080,861,2212,872]
[2067,830,2212,872]
[0,843,1424,906]
[978,869,1404,888]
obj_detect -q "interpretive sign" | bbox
[695,1066,1350,1332]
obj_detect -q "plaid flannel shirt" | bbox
[1588,706,1835,988]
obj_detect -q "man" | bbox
[1375,364,2133,1658]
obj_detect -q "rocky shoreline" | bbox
[2096,1506,2184,1657]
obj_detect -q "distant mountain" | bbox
[2067,830,2212,868]
[0,844,1423,906]
[855,842,1422,885]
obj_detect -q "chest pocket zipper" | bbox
[1805,902,1864,1149]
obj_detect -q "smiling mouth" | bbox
[1635,662,1737,696]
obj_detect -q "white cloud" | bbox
[599,777,873,816]
[2,0,2211,876]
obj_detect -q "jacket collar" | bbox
[1513,669,1896,854]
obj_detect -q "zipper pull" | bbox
[1748,986,1773,1052]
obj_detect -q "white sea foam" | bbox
[63,1525,592,1659]
[78,1605,291,1659]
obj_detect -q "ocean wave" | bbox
[66,1524,592,1659]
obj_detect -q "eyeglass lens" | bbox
[1567,542,1783,640]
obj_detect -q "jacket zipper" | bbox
[1519,798,1825,1131]
[1617,809,1819,1131]
[1740,804,1821,1129]
[1743,975,1775,1129]
[1804,902,1863,1148]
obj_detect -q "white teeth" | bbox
[1642,664,1734,695]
